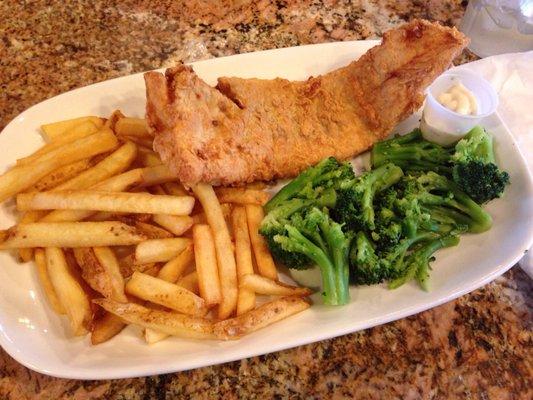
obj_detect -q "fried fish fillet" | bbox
[145,19,467,186]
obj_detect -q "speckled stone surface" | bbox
[0,1,531,399]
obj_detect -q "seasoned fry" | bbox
[25,159,94,192]
[162,182,188,196]
[145,243,194,343]
[93,247,128,302]
[193,225,221,306]
[91,312,126,345]
[137,148,162,167]
[115,117,150,138]
[73,247,111,298]
[17,191,195,216]
[215,188,270,205]
[214,297,310,340]
[103,110,125,130]
[125,272,207,316]
[0,222,147,249]
[240,274,312,297]
[118,253,155,278]
[41,116,103,141]
[158,243,194,282]
[192,183,238,319]
[40,169,144,223]
[134,222,174,239]
[232,207,256,315]
[45,247,92,336]
[122,136,153,149]
[18,121,99,166]
[149,185,167,195]
[34,248,65,314]
[0,129,118,203]
[94,299,214,339]
[153,214,193,236]
[134,238,191,264]
[53,141,137,191]
[176,271,199,295]
[246,204,277,280]
[137,165,177,187]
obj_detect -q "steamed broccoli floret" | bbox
[451,126,509,203]
[331,163,403,231]
[371,129,453,174]
[274,208,350,305]
[402,172,493,233]
[350,231,390,285]
[265,157,354,212]
[389,234,460,290]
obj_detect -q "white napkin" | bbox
[455,51,533,277]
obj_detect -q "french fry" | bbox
[246,204,278,281]
[149,185,167,195]
[215,188,270,205]
[176,271,199,295]
[192,183,238,319]
[115,117,150,138]
[73,247,111,297]
[93,247,128,302]
[137,148,162,167]
[134,222,174,239]
[125,272,207,316]
[94,299,214,340]
[103,110,125,130]
[118,253,155,278]
[18,121,100,166]
[145,244,194,343]
[193,225,221,307]
[153,214,193,236]
[52,141,137,191]
[240,274,312,297]
[231,207,256,315]
[0,129,118,203]
[144,327,168,344]
[134,238,191,264]
[45,247,92,336]
[91,312,126,345]
[25,159,94,192]
[137,165,177,187]
[40,169,144,223]
[162,182,188,196]
[191,212,207,225]
[122,136,153,149]
[0,222,147,249]
[158,243,194,282]
[213,297,310,340]
[17,191,195,216]
[41,116,103,141]
[34,248,65,314]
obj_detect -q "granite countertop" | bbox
[0,1,531,399]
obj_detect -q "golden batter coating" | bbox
[145,19,467,186]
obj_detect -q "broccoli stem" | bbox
[371,129,453,173]
[320,220,350,305]
[361,163,404,230]
[279,226,344,305]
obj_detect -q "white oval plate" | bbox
[1,41,532,380]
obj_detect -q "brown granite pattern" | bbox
[0,1,531,399]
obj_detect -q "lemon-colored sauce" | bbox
[437,82,478,116]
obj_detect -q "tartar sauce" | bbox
[437,82,478,116]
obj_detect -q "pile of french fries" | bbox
[0,112,311,344]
